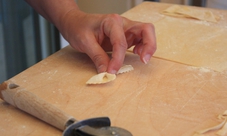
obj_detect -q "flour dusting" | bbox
[187,66,212,73]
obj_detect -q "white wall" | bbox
[60,0,144,48]
[77,0,138,14]
[160,0,184,4]
[206,0,227,9]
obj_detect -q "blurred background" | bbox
[0,0,226,83]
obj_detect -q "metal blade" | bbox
[75,125,133,136]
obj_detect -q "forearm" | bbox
[25,0,81,29]
[25,0,156,74]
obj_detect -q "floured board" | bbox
[154,16,227,72]
[0,46,227,136]
[123,2,227,72]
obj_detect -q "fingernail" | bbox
[109,69,117,74]
[143,54,151,64]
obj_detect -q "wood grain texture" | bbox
[0,46,227,136]
[0,81,75,131]
[1,2,227,136]
[122,2,227,72]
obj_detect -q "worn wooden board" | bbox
[123,2,227,72]
[1,46,227,136]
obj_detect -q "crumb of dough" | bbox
[117,65,134,74]
[86,65,134,85]
[217,121,227,136]
[193,120,226,136]
[194,110,227,136]
[86,72,116,84]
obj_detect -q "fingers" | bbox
[131,23,157,64]
[141,24,156,64]
[68,13,156,74]
[80,34,110,73]
[102,14,128,74]
[88,48,110,73]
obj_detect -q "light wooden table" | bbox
[1,2,227,136]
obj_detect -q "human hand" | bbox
[58,11,156,74]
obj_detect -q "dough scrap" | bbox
[162,5,219,23]
[86,72,116,85]
[194,110,227,136]
[86,65,134,85]
[117,65,134,74]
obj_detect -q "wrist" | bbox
[56,9,86,42]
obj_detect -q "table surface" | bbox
[1,2,227,136]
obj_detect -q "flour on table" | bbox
[153,15,227,72]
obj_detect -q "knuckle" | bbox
[92,54,105,64]
[109,14,121,19]
[112,40,128,50]
[142,23,155,31]
[105,14,123,23]
[118,41,128,50]
[92,54,108,73]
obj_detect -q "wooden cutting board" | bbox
[1,46,227,136]
[1,2,227,136]
[122,2,227,72]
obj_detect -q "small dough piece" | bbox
[86,72,116,85]
[194,110,227,136]
[217,121,227,136]
[193,120,226,136]
[86,65,134,85]
[162,5,219,23]
[117,65,134,74]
